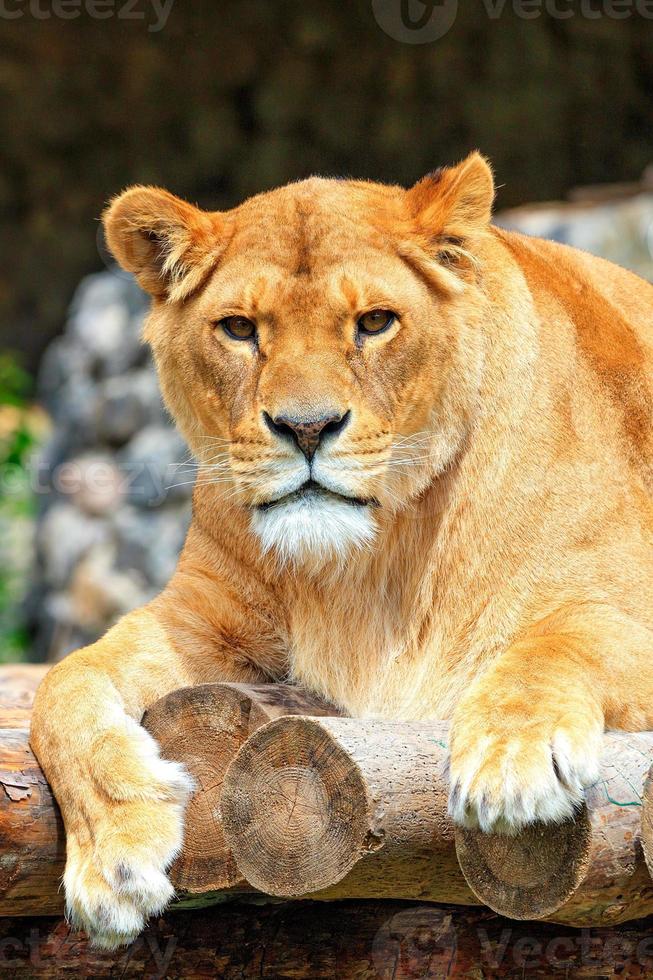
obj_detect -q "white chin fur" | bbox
[251,493,377,567]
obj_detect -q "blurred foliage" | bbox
[1,2,653,368]
[0,352,48,661]
[0,353,32,407]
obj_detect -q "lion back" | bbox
[496,227,653,496]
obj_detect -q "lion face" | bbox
[104,154,494,565]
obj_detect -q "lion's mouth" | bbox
[257,479,378,512]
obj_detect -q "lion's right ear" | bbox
[102,187,226,301]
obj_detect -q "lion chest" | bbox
[285,587,464,719]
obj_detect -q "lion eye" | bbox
[218,316,256,341]
[357,309,397,337]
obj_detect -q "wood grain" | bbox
[142,682,339,895]
[221,716,653,926]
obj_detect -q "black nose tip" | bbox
[263,410,350,461]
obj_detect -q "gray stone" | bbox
[37,592,98,663]
[67,544,150,631]
[117,425,193,508]
[38,337,94,408]
[67,273,148,378]
[113,504,191,588]
[37,502,112,590]
[31,270,193,657]
[69,271,147,323]
[95,370,166,445]
[53,453,125,517]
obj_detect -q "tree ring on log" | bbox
[454,807,593,919]
[221,717,370,896]
[143,684,261,893]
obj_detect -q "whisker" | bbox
[392,433,432,448]
[170,461,230,473]
[390,445,433,456]
[386,456,435,467]
[193,435,232,444]
[379,484,406,509]
[199,452,233,464]
[165,475,236,489]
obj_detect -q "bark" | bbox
[0,727,65,916]
[2,901,653,979]
[221,716,653,926]
[0,665,63,916]
[0,664,48,728]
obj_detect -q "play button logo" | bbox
[372,0,459,43]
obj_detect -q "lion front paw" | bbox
[447,710,602,834]
[63,729,194,949]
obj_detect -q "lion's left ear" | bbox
[408,152,495,239]
[401,153,494,293]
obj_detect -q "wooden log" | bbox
[221,717,476,906]
[3,901,653,978]
[141,683,339,895]
[0,665,63,916]
[0,727,65,916]
[3,673,338,907]
[0,680,336,915]
[456,731,653,924]
[220,717,653,926]
[2,669,653,930]
[0,664,48,728]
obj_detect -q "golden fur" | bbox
[30,153,653,947]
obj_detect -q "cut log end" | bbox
[143,684,255,893]
[142,682,339,896]
[221,717,371,897]
[454,807,593,919]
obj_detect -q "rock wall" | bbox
[31,272,192,660]
[30,191,653,660]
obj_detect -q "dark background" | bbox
[2,0,653,369]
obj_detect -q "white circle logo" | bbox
[372,0,459,43]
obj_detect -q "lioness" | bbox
[30,153,653,947]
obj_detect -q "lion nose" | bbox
[263,410,350,461]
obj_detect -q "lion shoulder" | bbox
[494,226,653,491]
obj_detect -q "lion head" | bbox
[104,153,494,566]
